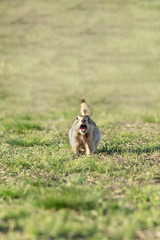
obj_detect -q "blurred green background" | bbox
[1,0,160,122]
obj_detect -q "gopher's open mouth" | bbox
[80,124,87,133]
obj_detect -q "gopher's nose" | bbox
[82,119,86,123]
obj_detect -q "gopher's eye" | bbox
[76,116,79,120]
[88,116,91,122]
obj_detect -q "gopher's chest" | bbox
[77,133,90,151]
[77,134,85,148]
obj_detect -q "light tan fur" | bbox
[69,99,101,155]
[80,99,90,116]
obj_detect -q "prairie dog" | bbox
[69,99,101,155]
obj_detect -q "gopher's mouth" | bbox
[80,124,87,133]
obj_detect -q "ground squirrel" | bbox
[69,99,101,155]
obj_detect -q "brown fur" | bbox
[69,100,101,155]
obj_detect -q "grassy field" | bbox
[0,0,160,239]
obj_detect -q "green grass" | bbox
[0,0,160,239]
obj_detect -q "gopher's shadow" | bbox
[98,144,160,155]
